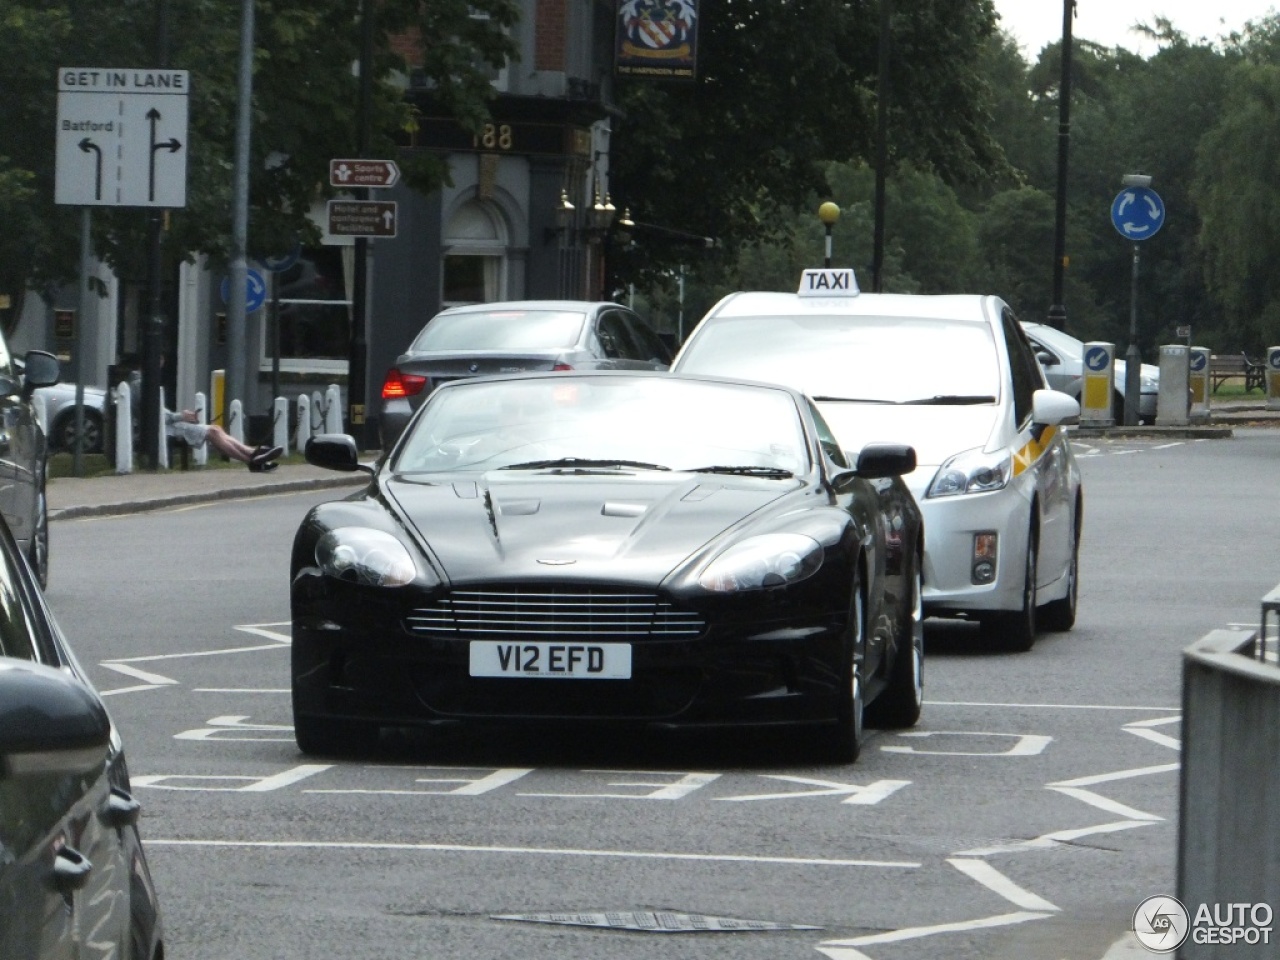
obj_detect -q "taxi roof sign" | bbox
[798,268,859,297]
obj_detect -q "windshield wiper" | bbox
[688,465,794,478]
[900,394,996,406]
[500,457,671,471]
[810,395,896,404]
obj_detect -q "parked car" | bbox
[1,349,59,589]
[15,354,110,454]
[378,301,673,450]
[0,511,164,960]
[1021,320,1159,422]
[673,268,1083,651]
[296,371,924,762]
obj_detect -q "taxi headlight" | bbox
[927,448,1011,498]
[698,533,823,593]
[316,528,419,587]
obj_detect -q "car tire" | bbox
[985,527,1037,652]
[293,714,379,757]
[53,409,104,454]
[866,552,924,729]
[824,579,866,763]
[1039,501,1081,632]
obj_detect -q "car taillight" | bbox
[552,363,574,371]
[381,368,428,400]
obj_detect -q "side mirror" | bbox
[21,350,60,392]
[833,443,917,490]
[305,433,374,475]
[0,661,111,777]
[1036,350,1059,367]
[1032,388,1081,426]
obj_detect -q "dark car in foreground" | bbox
[5,348,61,589]
[0,513,164,960]
[295,371,924,762]
[378,300,672,450]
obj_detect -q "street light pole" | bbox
[819,202,840,268]
[1121,172,1151,426]
[1048,0,1075,331]
[225,0,255,440]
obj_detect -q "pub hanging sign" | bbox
[615,0,699,80]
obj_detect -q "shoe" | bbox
[250,445,284,469]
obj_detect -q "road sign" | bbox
[1110,186,1165,241]
[327,200,398,237]
[220,269,267,314]
[329,159,400,189]
[55,67,188,207]
[260,242,302,273]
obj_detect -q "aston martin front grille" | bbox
[406,585,704,640]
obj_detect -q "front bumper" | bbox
[291,573,853,732]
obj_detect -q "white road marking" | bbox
[235,622,291,644]
[133,765,331,792]
[101,662,178,685]
[1049,762,1180,788]
[953,819,1153,857]
[1047,787,1164,822]
[143,838,920,869]
[174,715,294,742]
[946,859,1060,912]
[100,684,167,697]
[815,910,1052,956]
[880,731,1052,757]
[309,767,534,797]
[194,688,290,693]
[520,770,721,800]
[927,699,1178,712]
[108,642,289,662]
[719,776,910,805]
[1124,717,1181,751]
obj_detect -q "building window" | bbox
[264,243,353,373]
[442,201,507,306]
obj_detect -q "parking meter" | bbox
[1080,342,1115,426]
[1156,344,1190,426]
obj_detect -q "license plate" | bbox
[468,641,632,679]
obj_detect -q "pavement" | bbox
[45,398,1280,521]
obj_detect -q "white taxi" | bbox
[672,268,1082,650]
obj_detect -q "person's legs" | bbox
[204,425,259,463]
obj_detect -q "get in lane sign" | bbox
[327,199,398,237]
[55,67,188,207]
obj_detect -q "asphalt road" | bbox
[42,428,1280,960]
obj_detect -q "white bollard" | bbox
[272,396,290,455]
[157,387,169,470]
[295,394,312,453]
[114,381,133,475]
[192,393,209,466]
[325,384,342,434]
[310,391,324,432]
[229,399,245,444]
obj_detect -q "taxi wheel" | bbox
[824,580,866,763]
[985,529,1037,652]
[866,551,923,729]
[1040,507,1080,632]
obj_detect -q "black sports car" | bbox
[292,372,924,762]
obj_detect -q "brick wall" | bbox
[535,0,566,71]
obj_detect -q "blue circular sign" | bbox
[1190,351,1208,372]
[261,241,301,273]
[1111,186,1165,241]
[1084,346,1110,372]
[1269,348,1280,370]
[220,268,268,314]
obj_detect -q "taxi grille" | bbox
[406,585,704,640]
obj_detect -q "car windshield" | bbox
[1024,323,1083,358]
[409,309,587,352]
[393,376,811,475]
[677,313,1001,404]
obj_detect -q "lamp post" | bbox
[1048,0,1075,332]
[1122,173,1151,427]
[818,202,840,268]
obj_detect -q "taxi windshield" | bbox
[678,313,1000,404]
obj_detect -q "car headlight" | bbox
[316,528,418,587]
[927,447,1011,498]
[698,533,823,592]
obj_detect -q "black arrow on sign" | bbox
[78,138,103,201]
[147,108,182,202]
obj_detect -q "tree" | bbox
[608,0,1006,287]
[0,0,517,331]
